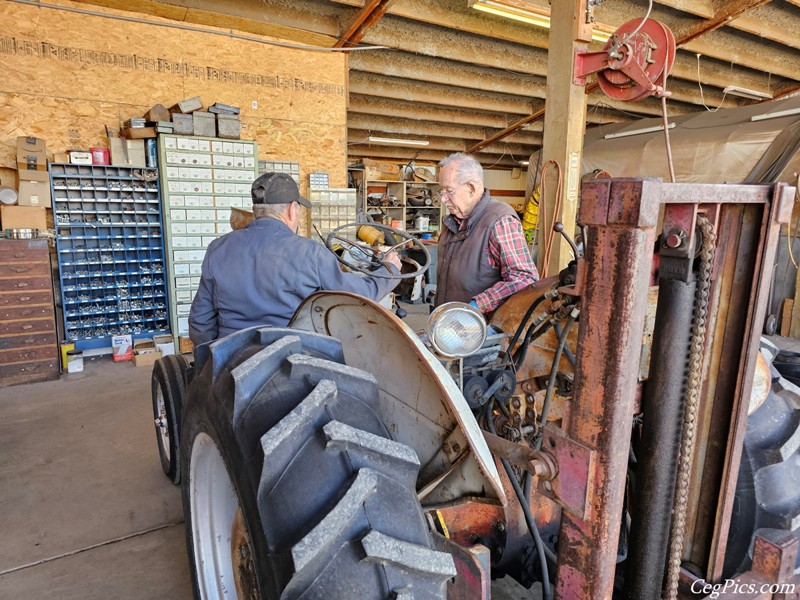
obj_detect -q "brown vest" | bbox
[436,190,516,306]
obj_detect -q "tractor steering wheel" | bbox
[325,223,431,280]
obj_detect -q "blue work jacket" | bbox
[189,217,398,345]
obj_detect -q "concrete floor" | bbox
[0,339,539,599]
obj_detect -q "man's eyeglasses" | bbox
[435,182,468,200]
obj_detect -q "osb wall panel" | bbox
[0,0,348,188]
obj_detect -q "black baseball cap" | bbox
[251,172,311,208]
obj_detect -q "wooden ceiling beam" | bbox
[334,0,396,48]
[675,0,773,46]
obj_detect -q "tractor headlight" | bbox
[427,302,487,358]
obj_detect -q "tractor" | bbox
[151,177,799,599]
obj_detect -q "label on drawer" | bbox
[175,276,192,288]
[176,290,193,303]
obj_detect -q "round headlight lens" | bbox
[427,302,487,358]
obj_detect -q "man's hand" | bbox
[384,250,402,272]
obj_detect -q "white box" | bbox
[167,166,180,178]
[153,334,175,357]
[215,197,230,208]
[200,209,216,221]
[185,196,200,207]
[186,209,203,221]
[189,262,203,275]
[186,236,202,247]
[178,317,189,334]
[174,263,190,275]
[222,142,234,153]
[171,222,187,234]
[198,140,211,152]
[187,139,199,151]
[175,276,192,288]
[202,236,216,246]
[217,223,232,234]
[229,197,243,208]
[189,250,205,261]
[112,334,133,362]
[176,290,193,303]
[177,138,191,150]
[164,136,177,149]
[212,141,224,152]
[216,209,231,221]
[169,195,185,207]
[168,181,181,192]
[244,157,255,168]
[173,236,187,248]
[170,209,186,221]
[190,276,202,286]
[176,303,191,316]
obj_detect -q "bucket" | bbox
[91,148,110,165]
[66,349,84,373]
[414,215,430,232]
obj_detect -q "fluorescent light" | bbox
[470,0,614,42]
[723,85,773,100]
[367,136,430,146]
[520,160,530,166]
[750,107,800,122]
[604,123,676,139]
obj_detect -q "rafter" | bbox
[334,0,395,47]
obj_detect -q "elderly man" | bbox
[436,152,538,314]
[189,172,402,346]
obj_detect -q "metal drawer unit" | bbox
[158,135,257,349]
[51,164,170,350]
[0,239,59,386]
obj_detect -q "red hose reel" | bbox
[574,18,676,101]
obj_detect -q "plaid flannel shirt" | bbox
[471,214,539,313]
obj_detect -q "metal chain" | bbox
[664,215,716,599]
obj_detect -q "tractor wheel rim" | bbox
[190,432,240,599]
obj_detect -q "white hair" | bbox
[439,153,484,185]
[253,202,291,218]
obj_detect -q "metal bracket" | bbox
[482,425,595,520]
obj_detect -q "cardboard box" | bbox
[193,112,216,137]
[69,151,92,165]
[362,159,402,182]
[16,137,47,171]
[112,334,133,362]
[178,336,194,354]
[1,205,47,230]
[110,138,146,167]
[121,127,157,140]
[144,104,170,122]
[170,96,203,114]
[153,334,175,357]
[216,114,241,139]
[53,152,69,164]
[133,348,162,367]
[172,114,193,135]
[15,170,51,207]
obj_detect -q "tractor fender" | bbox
[291,291,506,505]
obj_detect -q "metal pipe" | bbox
[624,275,696,600]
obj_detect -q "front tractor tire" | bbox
[180,326,456,599]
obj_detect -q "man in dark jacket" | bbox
[436,153,538,315]
[189,172,401,345]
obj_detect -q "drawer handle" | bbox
[22,324,33,330]
[16,282,29,288]
[11,266,31,273]
[19,296,31,301]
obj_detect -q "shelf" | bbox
[52,164,170,350]
[159,134,259,346]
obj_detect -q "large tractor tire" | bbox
[724,340,800,577]
[152,353,190,484]
[180,326,456,599]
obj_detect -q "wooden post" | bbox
[538,0,591,276]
